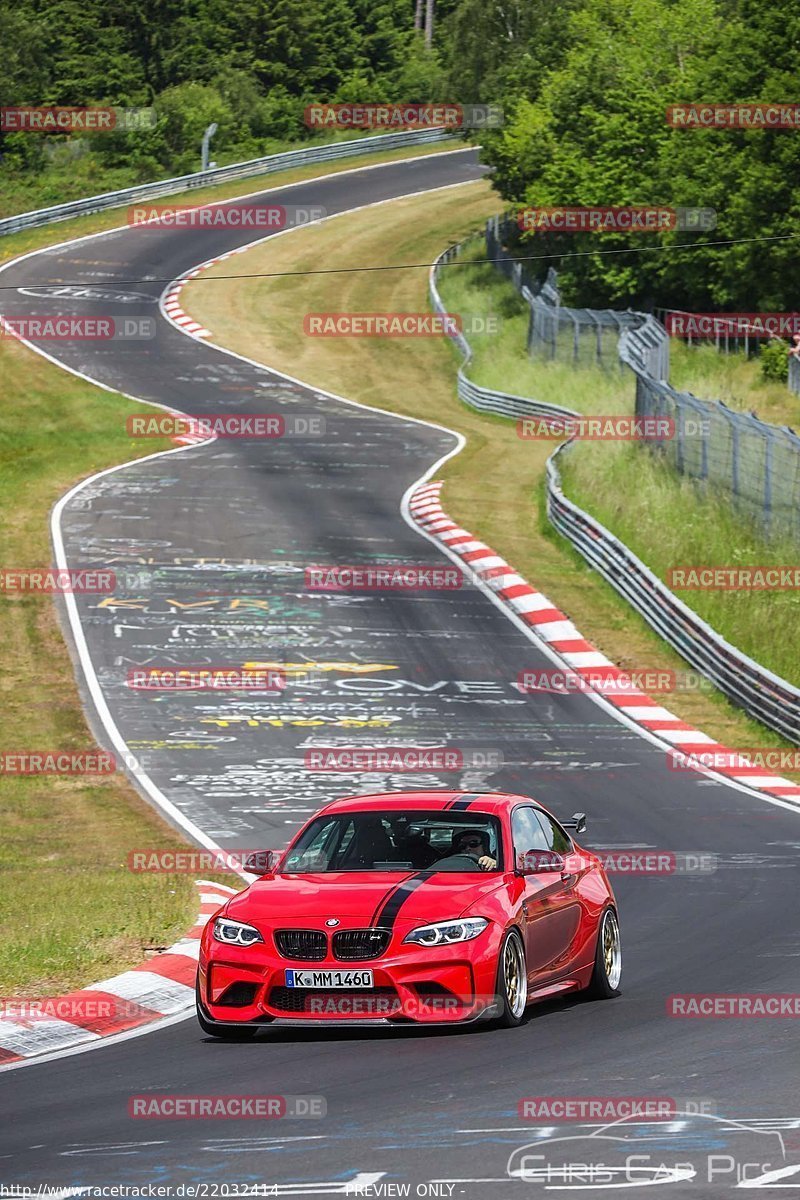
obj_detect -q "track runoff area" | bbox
[0,149,798,1196]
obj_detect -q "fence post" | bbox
[673,390,684,474]
[481,246,799,545]
[764,435,773,522]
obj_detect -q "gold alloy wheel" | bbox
[602,909,622,990]
[503,933,528,1018]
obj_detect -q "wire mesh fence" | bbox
[486,214,800,542]
[486,215,643,370]
[790,354,800,396]
[623,328,800,542]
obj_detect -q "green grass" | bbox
[670,339,800,431]
[0,137,462,994]
[560,443,800,686]
[437,246,800,702]
[443,243,630,413]
[183,182,793,765]
[0,334,222,993]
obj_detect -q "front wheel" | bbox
[196,981,259,1040]
[584,907,622,999]
[494,928,528,1027]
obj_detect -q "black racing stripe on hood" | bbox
[369,873,415,928]
[374,871,436,932]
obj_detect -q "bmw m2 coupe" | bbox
[196,790,621,1036]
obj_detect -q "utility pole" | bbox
[201,122,218,172]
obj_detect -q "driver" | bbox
[453,828,497,872]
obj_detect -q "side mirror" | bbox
[518,850,565,875]
[562,812,587,835]
[243,849,279,874]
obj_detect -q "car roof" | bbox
[319,791,537,816]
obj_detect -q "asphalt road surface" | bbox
[1,148,799,1197]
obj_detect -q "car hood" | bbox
[225,871,505,928]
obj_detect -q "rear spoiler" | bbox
[561,812,587,834]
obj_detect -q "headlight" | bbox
[213,917,263,947]
[403,918,488,947]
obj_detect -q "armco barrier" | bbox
[547,445,800,743]
[0,128,454,237]
[429,242,578,423]
[430,228,799,744]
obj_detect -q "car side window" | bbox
[534,811,572,855]
[511,807,549,861]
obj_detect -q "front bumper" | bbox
[199,930,503,1026]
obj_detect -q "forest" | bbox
[1,0,798,308]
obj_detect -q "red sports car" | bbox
[196,790,621,1037]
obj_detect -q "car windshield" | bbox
[280,810,503,873]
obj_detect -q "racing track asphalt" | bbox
[1,148,799,1196]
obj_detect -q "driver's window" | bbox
[511,807,548,862]
[534,811,572,855]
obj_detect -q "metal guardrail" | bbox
[429,241,578,423]
[547,444,800,743]
[430,225,799,743]
[0,128,455,237]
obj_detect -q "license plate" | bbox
[285,969,374,988]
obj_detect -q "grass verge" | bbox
[0,335,211,994]
[182,183,796,768]
[0,139,454,994]
[670,339,800,431]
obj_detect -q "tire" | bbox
[584,907,622,1000]
[196,981,259,1040]
[494,928,528,1027]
